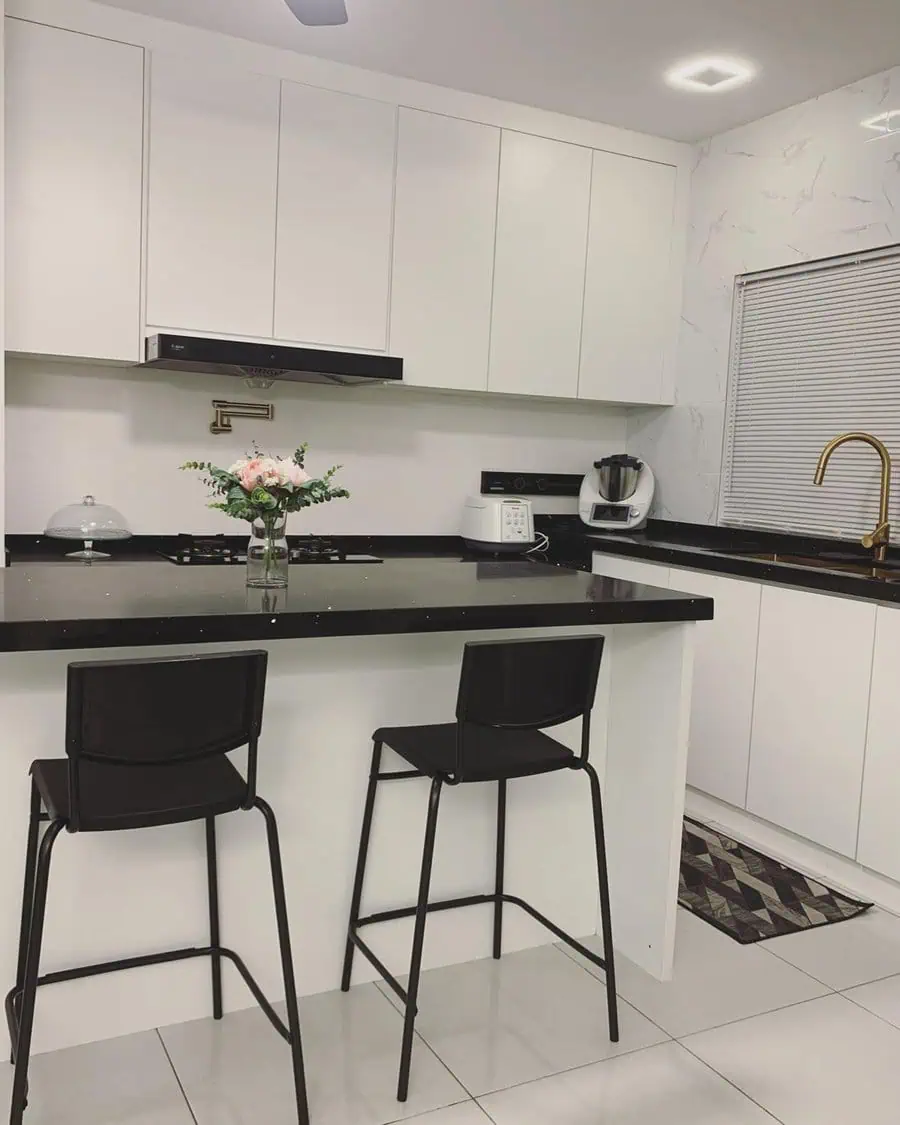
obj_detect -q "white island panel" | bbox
[0,620,694,1053]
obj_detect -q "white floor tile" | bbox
[392,1104,492,1125]
[562,908,829,1038]
[844,972,900,1027]
[684,993,900,1125]
[478,1040,777,1124]
[0,1031,193,1124]
[160,983,467,1125]
[764,907,900,990]
[377,944,668,1097]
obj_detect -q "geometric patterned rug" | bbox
[679,816,872,944]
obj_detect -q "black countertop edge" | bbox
[0,596,713,655]
[535,517,900,604]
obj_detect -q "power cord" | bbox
[526,531,550,555]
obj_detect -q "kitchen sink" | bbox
[713,549,900,580]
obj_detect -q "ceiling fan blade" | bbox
[284,0,349,26]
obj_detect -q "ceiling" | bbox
[93,0,900,141]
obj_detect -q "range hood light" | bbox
[242,367,283,390]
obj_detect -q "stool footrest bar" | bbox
[5,943,294,1055]
[348,932,411,1009]
[349,891,609,1006]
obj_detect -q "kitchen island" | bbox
[0,558,711,1054]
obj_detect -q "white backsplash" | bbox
[629,63,900,524]
[6,359,626,535]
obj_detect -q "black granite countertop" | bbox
[533,517,900,604]
[0,556,712,653]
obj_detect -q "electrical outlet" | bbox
[480,471,583,497]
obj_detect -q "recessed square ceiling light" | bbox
[665,56,756,93]
[861,110,900,136]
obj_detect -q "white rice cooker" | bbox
[579,455,655,531]
[461,495,536,553]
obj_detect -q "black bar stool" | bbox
[5,650,309,1125]
[341,635,618,1103]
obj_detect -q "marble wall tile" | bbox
[645,62,900,523]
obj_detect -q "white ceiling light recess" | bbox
[665,55,756,93]
[284,0,348,26]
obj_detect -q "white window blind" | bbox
[721,245,900,540]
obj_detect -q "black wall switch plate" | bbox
[480,471,583,497]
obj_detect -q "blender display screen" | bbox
[591,504,631,523]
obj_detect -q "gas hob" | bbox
[159,535,382,566]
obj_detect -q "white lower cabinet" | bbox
[857,606,900,879]
[746,586,876,858]
[668,567,761,810]
[591,553,670,586]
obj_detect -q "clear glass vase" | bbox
[246,516,289,589]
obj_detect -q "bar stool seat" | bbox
[374,723,575,782]
[30,757,248,831]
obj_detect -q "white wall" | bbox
[629,63,900,523]
[6,359,625,534]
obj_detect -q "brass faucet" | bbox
[813,432,892,563]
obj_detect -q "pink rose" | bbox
[237,457,269,491]
[281,461,311,487]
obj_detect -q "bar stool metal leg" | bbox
[584,762,619,1042]
[8,783,42,1065]
[493,779,506,960]
[254,798,310,1125]
[397,776,442,1103]
[10,819,64,1125]
[341,740,383,992]
[205,817,223,1020]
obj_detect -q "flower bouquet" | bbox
[181,445,349,587]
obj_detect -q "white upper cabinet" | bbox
[275,84,396,351]
[579,152,677,404]
[390,109,500,392]
[488,132,592,399]
[146,53,280,338]
[746,585,876,857]
[5,20,144,362]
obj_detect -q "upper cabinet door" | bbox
[488,132,591,399]
[579,152,677,404]
[5,20,144,362]
[275,84,396,350]
[390,109,500,392]
[146,53,280,338]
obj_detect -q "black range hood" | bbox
[140,334,403,387]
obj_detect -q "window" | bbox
[720,245,900,540]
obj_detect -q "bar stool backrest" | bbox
[454,636,605,780]
[64,650,268,828]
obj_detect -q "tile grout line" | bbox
[374,951,678,1104]
[676,1038,788,1125]
[839,986,900,1036]
[368,978,485,1109]
[551,939,675,1043]
[672,991,838,1042]
[155,1028,199,1125]
[838,968,900,994]
[554,934,843,1041]
[758,941,850,990]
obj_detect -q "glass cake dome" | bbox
[45,495,132,560]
